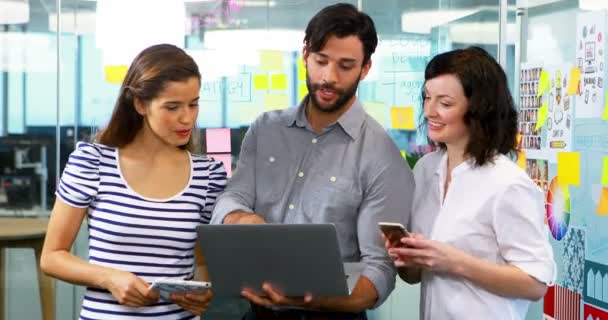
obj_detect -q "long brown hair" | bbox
[96,44,201,152]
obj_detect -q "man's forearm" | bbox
[314,276,378,313]
[223,211,266,224]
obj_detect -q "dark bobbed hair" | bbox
[421,46,518,167]
[96,44,201,152]
[304,3,378,66]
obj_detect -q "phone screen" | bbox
[379,223,409,247]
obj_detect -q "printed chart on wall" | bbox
[545,64,575,161]
[576,10,606,118]
[519,63,545,159]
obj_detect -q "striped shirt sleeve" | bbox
[55,142,101,208]
[201,158,227,223]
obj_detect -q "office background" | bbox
[1,0,607,319]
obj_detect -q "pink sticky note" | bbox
[206,128,231,153]
[211,153,232,177]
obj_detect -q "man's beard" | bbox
[306,73,361,114]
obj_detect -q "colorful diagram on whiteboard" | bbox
[546,177,571,241]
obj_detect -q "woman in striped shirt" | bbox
[40,44,227,320]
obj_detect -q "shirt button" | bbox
[298,172,304,178]
[330,176,336,182]
[269,156,275,163]
[312,138,318,144]
[289,204,295,210]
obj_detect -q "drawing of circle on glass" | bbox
[546,177,570,241]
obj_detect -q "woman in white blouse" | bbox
[386,47,555,320]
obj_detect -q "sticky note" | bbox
[206,128,231,153]
[557,152,580,186]
[597,188,608,215]
[537,70,550,97]
[390,107,415,130]
[264,93,289,111]
[298,83,309,101]
[211,153,232,177]
[401,150,407,159]
[535,102,549,132]
[567,67,581,95]
[602,156,608,186]
[517,151,526,170]
[271,74,288,90]
[297,59,306,81]
[238,103,261,125]
[104,65,128,84]
[260,50,284,72]
[603,91,608,121]
[363,101,388,127]
[253,74,269,90]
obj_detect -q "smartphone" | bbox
[378,222,410,247]
[150,279,211,302]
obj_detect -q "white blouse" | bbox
[410,151,556,320]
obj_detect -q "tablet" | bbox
[196,224,350,297]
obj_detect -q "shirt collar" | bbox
[434,150,475,178]
[284,95,365,140]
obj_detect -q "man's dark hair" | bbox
[421,46,518,167]
[304,3,378,65]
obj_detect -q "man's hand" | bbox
[223,211,266,224]
[241,283,316,309]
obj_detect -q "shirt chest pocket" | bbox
[302,175,362,224]
[255,153,292,203]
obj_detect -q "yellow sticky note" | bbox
[603,91,608,121]
[238,103,261,125]
[253,74,269,90]
[271,74,288,90]
[298,83,309,101]
[390,107,415,130]
[401,150,407,159]
[264,93,289,111]
[297,59,306,81]
[567,67,581,96]
[363,101,388,127]
[517,151,526,170]
[597,188,608,215]
[557,152,580,186]
[104,65,128,84]
[602,156,608,186]
[537,70,550,97]
[260,50,284,72]
[535,102,549,132]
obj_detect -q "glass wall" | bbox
[0,0,530,319]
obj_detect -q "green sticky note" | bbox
[238,103,261,125]
[602,156,608,186]
[297,59,306,81]
[298,83,308,101]
[260,50,284,72]
[535,102,548,132]
[537,70,550,97]
[271,74,288,90]
[264,93,289,111]
[253,74,269,90]
[557,152,580,186]
[603,91,608,121]
[363,101,388,127]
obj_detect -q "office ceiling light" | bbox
[96,0,186,66]
[580,0,608,10]
[401,9,479,34]
[0,0,29,24]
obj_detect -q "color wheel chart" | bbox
[546,177,571,241]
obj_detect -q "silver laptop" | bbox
[196,224,350,297]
